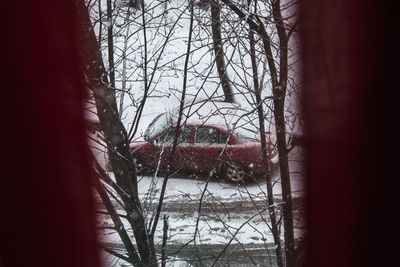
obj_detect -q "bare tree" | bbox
[82,0,303,266]
[76,0,157,265]
[215,0,300,265]
[248,2,283,266]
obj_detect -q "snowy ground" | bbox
[96,147,305,266]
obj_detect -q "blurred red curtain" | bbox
[302,0,396,266]
[0,1,100,266]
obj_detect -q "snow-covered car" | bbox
[130,101,278,183]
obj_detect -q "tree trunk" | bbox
[106,0,115,88]
[249,24,284,267]
[92,160,140,265]
[75,1,157,265]
[270,1,295,265]
[211,1,234,103]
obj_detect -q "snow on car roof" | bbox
[143,101,242,141]
[178,101,241,127]
[179,101,267,140]
[143,100,271,141]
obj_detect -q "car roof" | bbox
[177,101,267,140]
[144,101,272,141]
[175,101,241,128]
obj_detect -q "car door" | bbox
[153,126,193,171]
[173,126,193,170]
[186,126,228,172]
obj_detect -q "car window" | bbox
[178,127,192,144]
[195,127,226,144]
[156,127,192,145]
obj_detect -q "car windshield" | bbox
[144,112,172,141]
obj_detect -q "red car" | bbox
[130,102,278,183]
